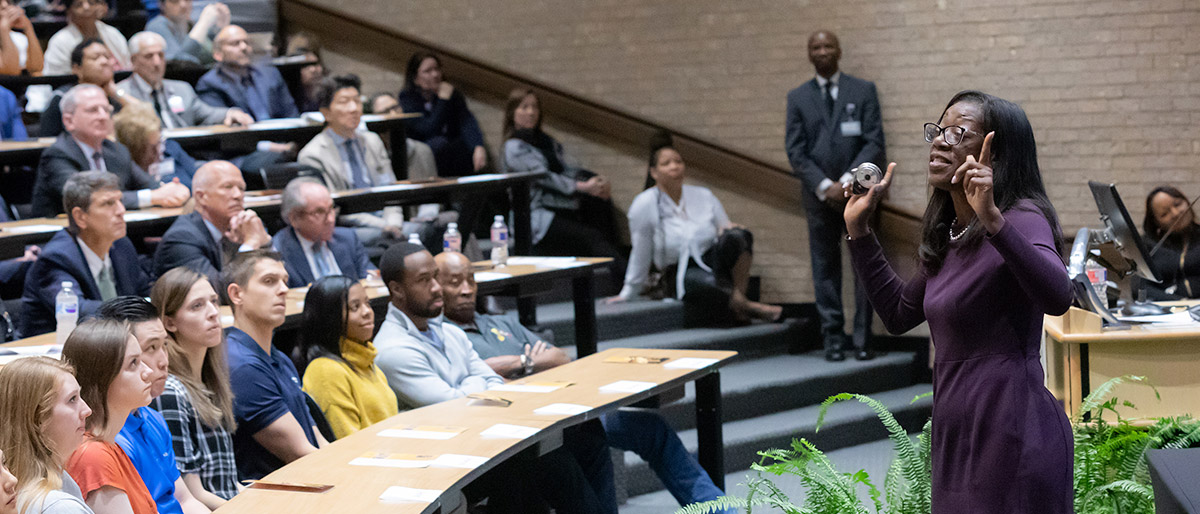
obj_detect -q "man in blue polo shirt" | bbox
[223,249,326,481]
[98,296,212,514]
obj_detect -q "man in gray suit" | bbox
[32,84,191,217]
[785,30,885,362]
[298,74,439,250]
[118,31,253,129]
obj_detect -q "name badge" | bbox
[840,120,863,137]
[167,95,186,113]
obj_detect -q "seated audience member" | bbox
[1142,185,1200,299]
[0,357,93,514]
[298,276,397,439]
[118,31,253,130]
[365,92,439,181]
[154,160,272,283]
[97,297,212,514]
[298,75,438,250]
[273,178,374,287]
[40,39,142,138]
[113,104,199,189]
[19,172,152,337]
[149,268,239,508]
[0,0,43,75]
[436,251,733,512]
[0,194,38,301]
[61,319,157,514]
[501,88,625,285]
[0,85,25,140]
[283,33,323,113]
[223,250,326,480]
[397,52,486,176]
[374,242,616,514]
[145,0,228,64]
[196,25,297,121]
[618,138,782,326]
[33,83,190,217]
[43,0,130,75]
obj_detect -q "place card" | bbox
[349,452,434,468]
[2,224,62,234]
[473,271,512,281]
[378,425,466,440]
[533,403,592,416]
[122,212,159,221]
[663,357,720,370]
[604,355,669,364]
[491,381,572,393]
[598,380,657,394]
[432,454,489,469]
[379,486,441,504]
[479,423,540,439]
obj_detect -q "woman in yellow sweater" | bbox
[299,276,398,439]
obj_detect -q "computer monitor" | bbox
[1088,181,1159,283]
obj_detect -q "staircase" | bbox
[533,298,934,511]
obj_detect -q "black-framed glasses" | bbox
[923,123,969,146]
[303,205,340,219]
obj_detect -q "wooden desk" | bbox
[0,171,543,259]
[1044,306,1200,419]
[216,348,735,514]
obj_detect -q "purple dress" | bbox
[848,200,1074,513]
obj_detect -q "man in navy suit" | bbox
[19,171,152,337]
[195,24,298,122]
[273,178,375,287]
[785,30,885,362]
[154,160,273,283]
[31,83,191,217]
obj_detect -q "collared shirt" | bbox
[129,73,177,129]
[454,313,553,360]
[73,137,155,208]
[75,236,112,286]
[295,231,342,280]
[117,406,184,514]
[226,326,318,481]
[815,70,841,101]
[202,216,255,254]
[621,184,730,299]
[216,64,273,121]
[150,375,240,500]
[324,128,373,188]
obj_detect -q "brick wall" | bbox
[307,0,1200,309]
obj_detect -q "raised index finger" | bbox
[978,131,995,167]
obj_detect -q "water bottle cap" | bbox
[494,215,504,222]
[448,222,457,229]
[61,281,72,288]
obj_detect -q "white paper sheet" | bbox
[379,486,441,504]
[122,212,160,221]
[349,457,431,469]
[490,384,559,393]
[3,224,62,234]
[432,454,489,469]
[598,380,657,394]
[0,344,61,356]
[663,357,720,370]
[377,428,461,440]
[473,271,512,282]
[454,174,504,184]
[479,423,540,439]
[533,403,592,416]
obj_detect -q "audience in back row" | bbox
[0,0,43,76]
[196,25,297,122]
[119,31,253,130]
[44,0,130,75]
[273,178,375,288]
[398,52,486,177]
[20,172,151,337]
[112,104,199,189]
[145,0,228,65]
[0,84,24,140]
[40,39,138,138]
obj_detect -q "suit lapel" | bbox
[190,213,222,265]
[318,135,351,190]
[68,237,101,299]
[59,134,89,170]
[284,229,315,286]
[330,231,355,278]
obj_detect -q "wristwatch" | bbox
[519,354,534,376]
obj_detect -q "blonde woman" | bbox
[150,268,238,508]
[112,104,198,190]
[0,357,94,514]
[0,450,16,514]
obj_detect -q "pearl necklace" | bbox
[949,217,971,242]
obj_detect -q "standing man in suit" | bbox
[785,30,885,362]
[272,178,375,287]
[298,74,439,251]
[119,31,253,129]
[19,171,152,337]
[154,160,272,283]
[196,25,298,122]
[32,83,190,217]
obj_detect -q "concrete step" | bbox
[535,299,686,348]
[620,384,933,498]
[564,318,808,363]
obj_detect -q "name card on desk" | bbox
[534,403,592,416]
[479,423,540,439]
[379,486,441,504]
[123,212,160,222]
[432,454,489,469]
[473,271,512,282]
[491,381,572,393]
[349,452,434,469]
[598,380,657,394]
[2,224,63,234]
[378,425,466,440]
[663,357,720,370]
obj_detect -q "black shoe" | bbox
[825,349,846,362]
[855,349,876,361]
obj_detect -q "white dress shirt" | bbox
[74,137,155,208]
[75,236,112,286]
[295,232,342,280]
[620,184,730,300]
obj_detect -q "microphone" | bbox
[850,162,883,195]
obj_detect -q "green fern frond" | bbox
[1076,375,1153,423]
[675,495,754,514]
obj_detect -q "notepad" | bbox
[349,452,434,468]
[534,403,592,416]
[432,454,489,469]
[377,425,466,440]
[663,357,720,370]
[379,486,441,504]
[479,423,540,439]
[598,380,657,394]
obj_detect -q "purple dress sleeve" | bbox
[848,234,928,334]
[985,206,1073,315]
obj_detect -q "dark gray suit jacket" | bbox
[785,73,885,203]
[31,133,156,217]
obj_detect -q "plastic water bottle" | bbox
[1085,260,1107,305]
[490,215,508,266]
[55,282,78,346]
[443,222,462,253]
[407,233,423,246]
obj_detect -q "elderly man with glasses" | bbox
[272,177,375,287]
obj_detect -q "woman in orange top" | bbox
[62,319,159,514]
